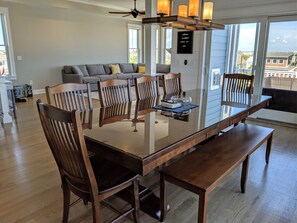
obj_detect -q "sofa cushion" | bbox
[64,65,89,76]
[86,64,106,76]
[138,66,145,73]
[116,73,133,80]
[63,66,73,74]
[98,75,117,81]
[103,64,111,74]
[82,76,100,84]
[157,64,170,74]
[132,64,138,73]
[132,73,144,79]
[119,63,134,73]
[73,65,89,77]
[109,64,122,74]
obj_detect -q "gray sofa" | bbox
[62,63,170,91]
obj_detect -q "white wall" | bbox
[0,2,140,90]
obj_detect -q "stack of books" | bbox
[161,99,183,109]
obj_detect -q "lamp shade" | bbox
[203,2,213,21]
[178,5,188,17]
[157,0,171,16]
[188,0,200,17]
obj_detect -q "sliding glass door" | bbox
[209,15,297,123]
[261,16,297,116]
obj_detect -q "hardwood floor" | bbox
[0,94,296,223]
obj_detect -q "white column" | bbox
[144,0,157,75]
[0,77,12,124]
[144,112,156,154]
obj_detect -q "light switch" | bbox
[17,56,22,61]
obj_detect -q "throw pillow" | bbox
[138,66,145,74]
[109,64,121,74]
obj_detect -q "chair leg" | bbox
[160,174,167,222]
[62,183,71,223]
[91,197,101,223]
[132,179,140,223]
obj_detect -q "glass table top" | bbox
[83,88,271,159]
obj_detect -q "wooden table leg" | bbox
[241,156,250,193]
[266,133,273,164]
[198,191,208,223]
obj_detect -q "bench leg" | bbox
[160,174,167,222]
[198,191,208,223]
[241,156,250,193]
[265,134,273,164]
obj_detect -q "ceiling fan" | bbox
[109,0,145,18]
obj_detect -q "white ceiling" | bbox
[67,0,146,11]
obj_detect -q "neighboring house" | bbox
[265,52,296,68]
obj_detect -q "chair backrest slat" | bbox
[98,79,131,107]
[99,102,132,126]
[222,73,254,105]
[163,73,182,95]
[222,73,255,95]
[46,83,92,112]
[135,76,160,100]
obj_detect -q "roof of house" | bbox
[266,52,295,58]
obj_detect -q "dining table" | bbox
[83,88,271,219]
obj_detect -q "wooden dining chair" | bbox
[97,79,131,107]
[221,73,254,129]
[45,83,93,111]
[99,102,132,127]
[134,76,160,100]
[36,99,140,223]
[45,83,93,128]
[222,73,255,96]
[162,73,182,96]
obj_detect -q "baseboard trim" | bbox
[33,89,45,95]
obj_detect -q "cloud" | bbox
[271,36,288,44]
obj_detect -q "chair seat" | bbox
[91,157,138,193]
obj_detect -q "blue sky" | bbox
[238,21,297,52]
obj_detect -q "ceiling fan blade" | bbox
[122,14,131,18]
[109,11,131,14]
[139,11,145,15]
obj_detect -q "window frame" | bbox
[127,24,142,64]
[0,7,16,79]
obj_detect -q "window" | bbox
[0,8,15,78]
[128,24,142,64]
[279,59,283,64]
[164,28,172,64]
[273,59,277,63]
[235,23,258,75]
[267,59,271,63]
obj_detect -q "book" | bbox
[161,101,183,109]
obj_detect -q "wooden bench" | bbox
[160,123,274,223]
